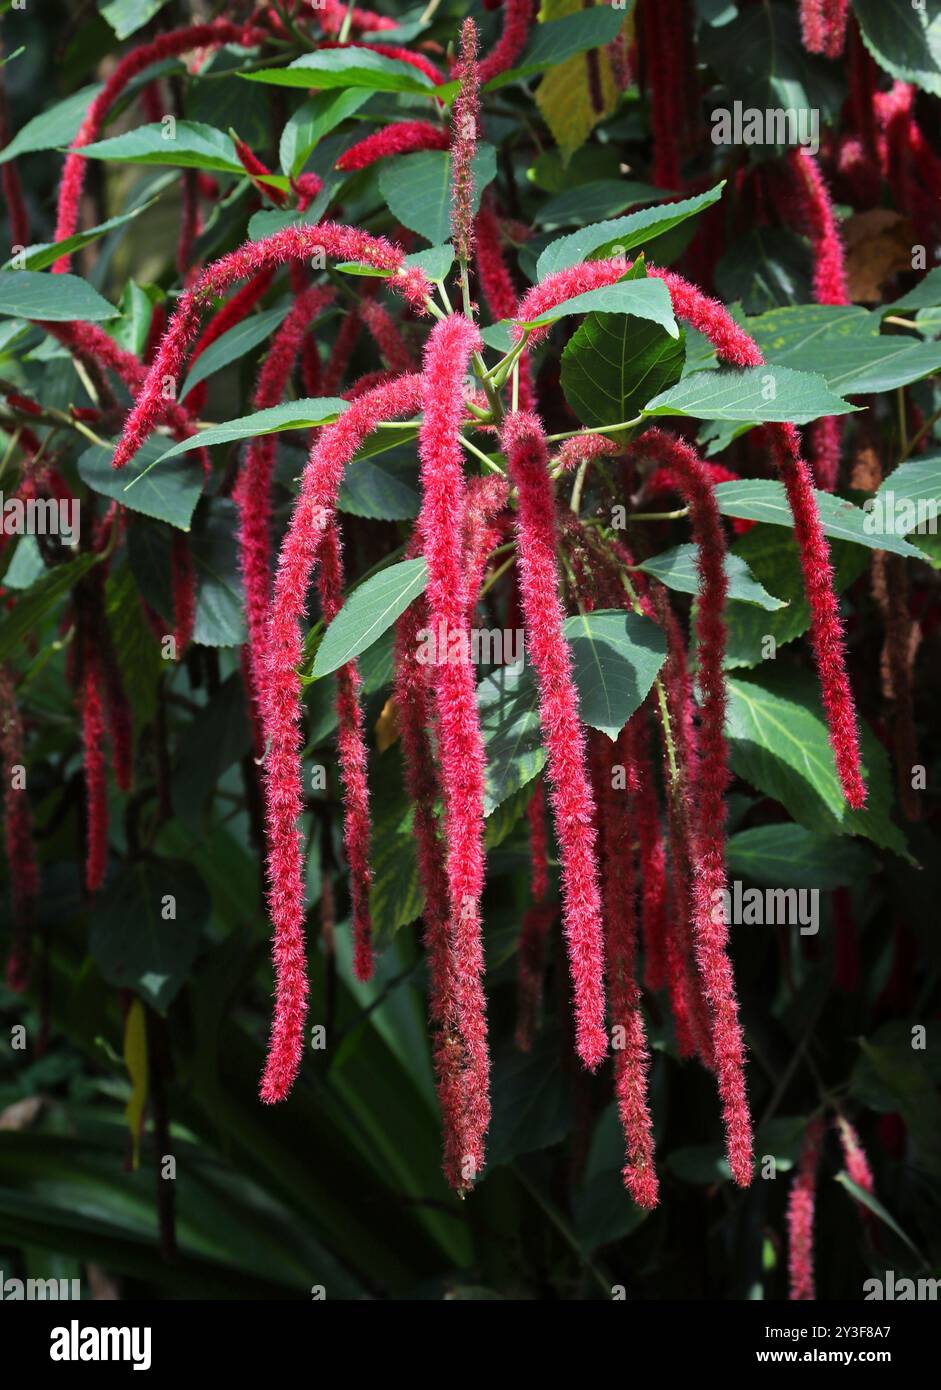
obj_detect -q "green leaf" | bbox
[79,440,203,531]
[564,608,667,740]
[89,858,211,1010]
[884,264,941,313]
[404,243,454,283]
[487,4,631,89]
[192,501,245,647]
[874,456,941,539]
[80,121,289,187]
[0,271,117,322]
[2,202,157,272]
[699,0,842,116]
[0,85,102,165]
[520,276,678,335]
[378,145,497,246]
[724,669,908,856]
[478,664,547,816]
[311,558,428,679]
[561,315,686,427]
[534,179,666,230]
[834,1175,926,1261]
[852,1027,941,1179]
[107,279,159,358]
[854,0,941,96]
[726,824,874,890]
[536,184,725,280]
[338,447,420,520]
[487,1036,574,1166]
[643,366,857,425]
[242,47,452,97]
[98,0,171,40]
[279,88,372,177]
[180,303,291,401]
[637,543,787,610]
[747,302,941,394]
[713,478,927,560]
[0,553,97,662]
[145,397,348,467]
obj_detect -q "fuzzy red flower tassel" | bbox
[501,411,608,1070]
[112,224,430,472]
[636,428,753,1186]
[79,639,109,893]
[418,314,491,1176]
[835,1114,875,1197]
[0,666,39,991]
[260,373,423,1104]
[317,520,374,983]
[478,0,533,84]
[788,1116,825,1300]
[336,121,450,172]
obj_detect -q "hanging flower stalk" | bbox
[788,1115,826,1300]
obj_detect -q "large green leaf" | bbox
[98,0,171,40]
[564,608,667,739]
[854,0,941,96]
[724,669,908,856]
[338,446,420,520]
[180,303,291,401]
[520,276,678,335]
[279,88,372,177]
[536,184,725,280]
[311,558,428,679]
[89,858,211,1010]
[644,366,857,425]
[726,823,874,890]
[0,270,117,321]
[637,542,787,611]
[378,145,497,246]
[747,303,941,395]
[699,0,842,115]
[478,664,547,816]
[3,202,157,273]
[80,121,289,188]
[873,456,941,541]
[713,478,927,560]
[79,439,203,531]
[488,4,628,89]
[0,553,97,662]
[191,501,245,647]
[147,397,348,466]
[0,85,102,165]
[242,47,451,96]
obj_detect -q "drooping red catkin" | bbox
[641,0,683,188]
[335,121,450,172]
[233,138,288,207]
[80,638,108,893]
[451,21,481,265]
[478,0,533,84]
[526,779,550,904]
[112,224,430,471]
[317,520,373,982]
[315,0,398,37]
[418,315,491,1174]
[236,284,336,726]
[788,1116,825,1300]
[636,428,752,1186]
[555,433,618,473]
[598,726,659,1207]
[501,412,607,1070]
[799,0,826,53]
[53,22,262,268]
[801,0,849,58]
[186,268,277,413]
[647,267,866,809]
[786,149,850,307]
[834,1114,875,1197]
[516,255,627,343]
[322,309,363,396]
[394,593,470,1188]
[359,298,414,374]
[0,666,39,991]
[260,373,423,1104]
[632,711,669,993]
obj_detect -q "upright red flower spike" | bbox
[0,666,39,992]
[451,20,481,266]
[111,224,430,472]
[317,520,374,983]
[260,372,423,1104]
[53,21,264,268]
[596,726,659,1208]
[501,411,608,1071]
[418,314,491,1174]
[336,121,450,172]
[788,1116,825,1300]
[478,0,534,84]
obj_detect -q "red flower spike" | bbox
[260,373,423,1104]
[834,1114,875,1197]
[555,433,619,473]
[0,666,39,991]
[799,0,826,53]
[526,779,550,905]
[478,0,534,84]
[80,640,109,894]
[359,299,414,374]
[54,22,264,268]
[317,521,374,983]
[233,138,288,207]
[112,224,430,472]
[418,315,491,1174]
[451,21,481,265]
[631,713,669,993]
[336,121,450,172]
[501,411,608,1071]
[788,1116,825,1300]
[786,149,850,306]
